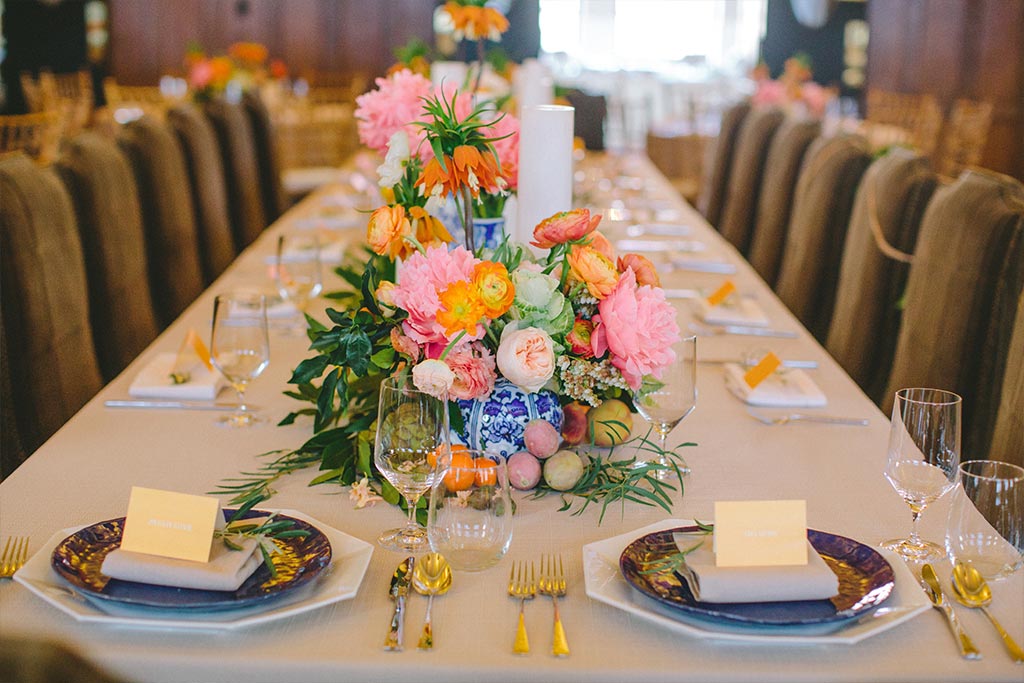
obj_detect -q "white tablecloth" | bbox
[1,152,1020,683]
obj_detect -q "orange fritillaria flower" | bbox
[409,205,454,248]
[444,2,510,42]
[436,280,486,338]
[416,145,502,200]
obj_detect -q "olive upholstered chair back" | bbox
[0,154,103,464]
[56,131,160,381]
[747,118,821,286]
[883,170,1024,459]
[166,103,236,283]
[697,101,750,228]
[242,91,289,222]
[204,98,267,252]
[825,149,937,404]
[1,314,25,479]
[717,106,785,255]
[118,115,206,328]
[773,134,872,342]
[990,291,1024,467]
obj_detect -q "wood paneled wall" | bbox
[866,0,1024,179]
[108,0,436,85]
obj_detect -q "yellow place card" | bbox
[119,487,220,562]
[706,280,737,307]
[714,500,808,567]
[743,352,782,389]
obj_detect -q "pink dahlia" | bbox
[355,69,433,153]
[392,245,482,347]
[590,268,680,390]
[445,343,497,401]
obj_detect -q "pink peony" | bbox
[355,69,433,153]
[392,245,482,346]
[445,344,497,401]
[591,269,680,390]
[188,60,213,89]
[752,79,785,108]
[486,112,520,190]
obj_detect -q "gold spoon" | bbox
[952,561,1024,663]
[412,552,453,650]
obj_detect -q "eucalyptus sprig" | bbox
[532,427,696,524]
[215,499,311,578]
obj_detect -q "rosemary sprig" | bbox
[213,499,311,578]
[639,521,715,575]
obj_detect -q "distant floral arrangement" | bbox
[751,53,835,117]
[184,41,287,102]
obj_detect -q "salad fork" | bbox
[508,561,535,655]
[0,536,29,579]
[539,554,570,657]
[746,408,869,426]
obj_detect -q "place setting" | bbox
[13,486,373,630]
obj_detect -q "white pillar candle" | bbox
[516,104,575,251]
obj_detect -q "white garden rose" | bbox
[496,325,555,394]
[411,359,455,399]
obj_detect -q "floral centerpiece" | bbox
[185,41,287,102]
[751,53,835,118]
[217,5,692,523]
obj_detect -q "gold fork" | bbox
[539,554,570,657]
[0,536,29,579]
[507,560,535,655]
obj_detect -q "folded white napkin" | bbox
[129,353,224,401]
[672,533,839,603]
[693,297,769,327]
[723,363,827,408]
[101,537,262,592]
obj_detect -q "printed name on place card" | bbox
[713,500,808,567]
[119,486,221,562]
[743,351,781,389]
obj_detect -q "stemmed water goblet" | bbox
[882,387,962,561]
[632,335,697,479]
[210,292,270,427]
[274,233,323,333]
[374,374,451,553]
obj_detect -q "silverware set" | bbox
[0,536,29,579]
[746,408,869,427]
[508,556,570,657]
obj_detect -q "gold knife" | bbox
[921,563,982,660]
[384,557,414,651]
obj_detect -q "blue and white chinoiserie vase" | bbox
[472,217,506,251]
[457,379,563,459]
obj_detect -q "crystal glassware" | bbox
[210,292,270,427]
[374,374,451,553]
[946,460,1024,580]
[881,388,962,561]
[427,448,513,571]
[632,335,697,480]
[274,233,322,332]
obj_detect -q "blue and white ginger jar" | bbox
[457,379,563,459]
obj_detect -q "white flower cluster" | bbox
[555,355,629,406]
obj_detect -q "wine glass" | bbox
[882,388,962,561]
[375,374,451,552]
[274,233,322,333]
[210,292,270,427]
[632,335,697,480]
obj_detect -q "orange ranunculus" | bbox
[473,261,515,318]
[209,56,234,88]
[367,205,413,259]
[531,208,602,249]
[444,2,510,42]
[587,231,615,260]
[617,253,661,288]
[437,280,486,338]
[409,205,454,248]
[568,244,619,299]
[229,42,268,64]
[415,145,502,200]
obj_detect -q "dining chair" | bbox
[717,106,785,255]
[0,111,63,166]
[883,169,1024,456]
[166,103,237,284]
[203,98,268,252]
[935,98,994,179]
[118,115,206,328]
[646,131,709,204]
[990,291,1024,467]
[0,636,128,683]
[825,149,937,404]
[747,118,820,286]
[566,89,608,151]
[865,89,943,159]
[774,134,872,342]
[242,91,290,222]
[697,100,750,228]
[0,315,26,480]
[56,132,160,382]
[0,154,103,465]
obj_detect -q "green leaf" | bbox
[448,400,465,435]
[315,368,340,432]
[309,468,345,486]
[370,347,395,369]
[346,329,372,375]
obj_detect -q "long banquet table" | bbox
[1,152,1021,683]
